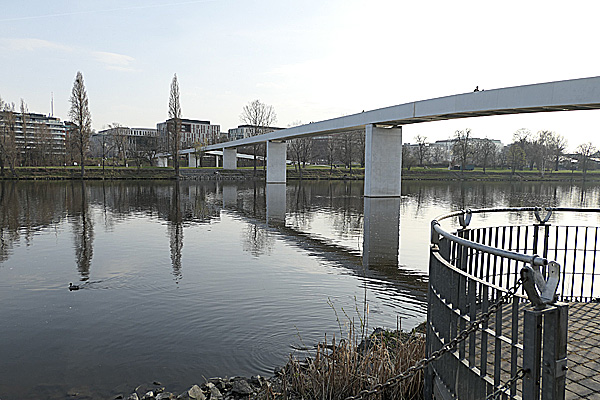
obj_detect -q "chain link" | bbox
[345,278,524,400]
[485,367,527,400]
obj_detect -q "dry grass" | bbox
[276,324,425,400]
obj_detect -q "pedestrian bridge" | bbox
[200,76,600,196]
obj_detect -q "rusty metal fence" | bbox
[425,207,600,399]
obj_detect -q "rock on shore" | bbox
[115,375,277,400]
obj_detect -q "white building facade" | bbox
[0,111,66,160]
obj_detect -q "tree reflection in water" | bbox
[69,181,94,281]
[242,222,274,257]
[168,181,183,280]
[2,180,600,277]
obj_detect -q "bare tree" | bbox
[288,137,312,176]
[287,120,313,177]
[431,145,446,164]
[136,135,160,167]
[414,135,429,167]
[20,99,30,166]
[168,74,182,178]
[69,71,92,176]
[356,130,365,168]
[108,123,129,166]
[402,144,416,170]
[506,143,526,174]
[576,142,597,177]
[452,128,473,172]
[240,99,277,175]
[338,133,351,171]
[512,128,536,170]
[533,130,554,176]
[474,138,497,173]
[337,130,360,173]
[288,139,303,174]
[34,123,55,166]
[92,128,115,174]
[326,135,336,172]
[0,99,18,176]
[64,123,78,167]
[548,132,567,171]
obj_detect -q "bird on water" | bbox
[69,283,80,291]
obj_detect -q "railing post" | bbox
[424,245,435,400]
[542,303,568,400]
[425,237,450,400]
[523,307,543,399]
[523,303,568,400]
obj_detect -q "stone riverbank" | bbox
[98,374,284,400]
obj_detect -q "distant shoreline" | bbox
[2,166,600,182]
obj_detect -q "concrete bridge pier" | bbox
[223,148,237,170]
[157,155,169,168]
[266,141,287,184]
[364,124,402,197]
[188,153,198,168]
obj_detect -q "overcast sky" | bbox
[1,0,599,151]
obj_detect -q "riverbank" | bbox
[99,326,425,400]
[2,166,600,182]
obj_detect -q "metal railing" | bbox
[425,207,600,399]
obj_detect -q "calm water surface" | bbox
[1,179,600,399]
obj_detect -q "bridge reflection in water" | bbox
[220,181,427,311]
[363,197,401,269]
[262,183,403,269]
[235,182,404,269]
[266,183,286,224]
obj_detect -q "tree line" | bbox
[0,70,364,178]
[402,128,598,176]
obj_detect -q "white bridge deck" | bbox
[156,76,600,195]
[205,76,600,151]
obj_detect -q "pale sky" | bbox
[1,0,599,151]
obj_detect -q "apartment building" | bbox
[157,118,220,148]
[0,111,66,159]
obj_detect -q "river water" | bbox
[1,179,600,399]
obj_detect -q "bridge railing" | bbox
[424,207,600,399]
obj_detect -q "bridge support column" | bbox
[223,148,237,170]
[266,141,286,184]
[364,124,402,197]
[157,156,169,168]
[188,154,198,168]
